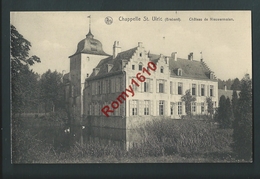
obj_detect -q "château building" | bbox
[63,23,218,149]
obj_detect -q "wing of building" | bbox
[63,27,218,130]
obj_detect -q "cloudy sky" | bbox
[10,11,251,80]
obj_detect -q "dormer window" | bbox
[160,66,164,73]
[177,68,182,76]
[93,68,100,76]
[139,62,143,71]
[107,64,113,72]
[210,72,214,79]
[122,59,128,68]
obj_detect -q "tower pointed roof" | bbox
[69,17,110,58]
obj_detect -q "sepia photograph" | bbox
[10,11,252,163]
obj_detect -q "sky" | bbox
[10,11,251,80]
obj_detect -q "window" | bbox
[132,77,138,92]
[144,81,149,92]
[97,81,101,94]
[178,102,182,115]
[201,102,205,113]
[111,78,115,93]
[139,62,143,71]
[91,82,96,95]
[210,85,214,96]
[132,65,135,70]
[192,84,196,95]
[191,102,196,113]
[115,104,120,116]
[170,81,173,94]
[178,82,183,95]
[131,100,138,115]
[160,66,164,73]
[106,80,110,93]
[103,80,106,94]
[92,103,95,115]
[170,102,174,115]
[159,100,164,115]
[71,85,75,97]
[139,53,142,57]
[144,100,150,115]
[115,77,121,92]
[201,84,205,96]
[89,104,92,115]
[159,83,164,93]
[178,69,182,76]
[210,72,214,79]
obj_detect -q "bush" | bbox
[135,119,233,156]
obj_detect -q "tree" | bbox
[231,78,240,91]
[181,90,196,117]
[232,90,239,121]
[217,95,226,127]
[11,25,41,116]
[40,70,64,113]
[206,97,214,119]
[232,74,252,160]
[224,97,233,128]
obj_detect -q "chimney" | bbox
[188,52,193,61]
[200,51,203,62]
[138,42,143,47]
[113,41,121,59]
[86,73,89,78]
[165,57,169,64]
[224,85,227,91]
[93,68,100,76]
[171,52,177,61]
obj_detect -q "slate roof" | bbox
[87,47,138,80]
[69,30,110,58]
[87,47,216,81]
[149,53,216,81]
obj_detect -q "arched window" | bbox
[160,66,164,73]
[139,62,143,71]
[178,68,182,76]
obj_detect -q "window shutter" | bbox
[198,84,201,96]
[156,80,159,93]
[129,100,132,116]
[164,80,168,93]
[156,100,159,116]
[150,100,154,115]
[189,83,191,93]
[213,85,215,97]
[164,101,167,116]
[182,102,185,115]
[174,82,176,94]
[170,81,173,94]
[141,82,144,93]
[207,85,210,97]
[149,79,153,93]
[139,100,143,115]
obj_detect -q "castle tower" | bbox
[67,16,110,123]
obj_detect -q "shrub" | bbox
[136,119,233,156]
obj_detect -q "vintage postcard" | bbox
[10,11,252,163]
